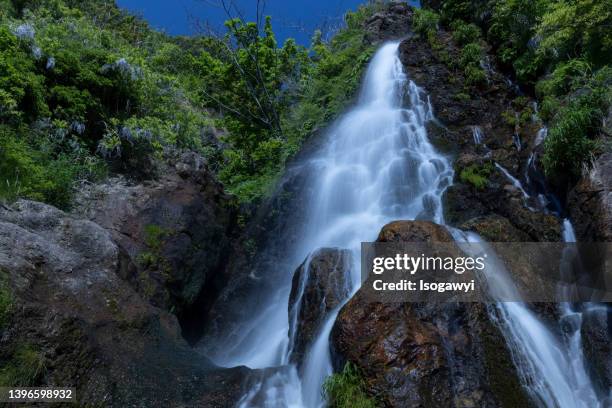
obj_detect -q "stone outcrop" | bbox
[288,248,351,366]
[0,200,249,407]
[398,30,562,243]
[331,221,533,408]
[568,152,612,242]
[581,307,612,399]
[73,152,236,342]
[364,1,413,43]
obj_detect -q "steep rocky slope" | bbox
[0,155,249,406]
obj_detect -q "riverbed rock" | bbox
[0,200,249,407]
[331,220,533,408]
[288,248,352,366]
[567,152,612,242]
[73,151,237,342]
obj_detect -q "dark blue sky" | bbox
[117,0,415,45]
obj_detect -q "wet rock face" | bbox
[581,307,612,398]
[568,152,612,242]
[398,31,562,243]
[331,221,533,408]
[199,130,329,358]
[288,248,351,366]
[73,152,236,341]
[0,200,249,407]
[364,1,413,43]
[580,306,612,405]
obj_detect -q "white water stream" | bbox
[210,42,603,408]
[236,41,452,407]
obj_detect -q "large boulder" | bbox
[288,248,351,366]
[331,221,533,408]
[364,1,413,43]
[73,152,236,342]
[0,200,249,406]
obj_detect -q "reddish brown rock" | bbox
[331,221,533,408]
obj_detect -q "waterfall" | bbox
[234,41,452,407]
[472,126,484,145]
[212,41,603,408]
[455,229,602,408]
[495,163,528,198]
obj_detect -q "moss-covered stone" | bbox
[460,162,493,189]
[481,311,535,408]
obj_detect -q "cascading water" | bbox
[455,229,602,408]
[210,41,604,408]
[233,41,452,407]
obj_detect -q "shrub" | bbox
[460,163,492,189]
[543,98,601,178]
[459,42,482,68]
[451,20,481,45]
[535,59,592,98]
[539,96,560,121]
[0,125,106,209]
[464,65,487,86]
[323,362,377,408]
[0,273,11,329]
[413,9,439,37]
[0,344,46,386]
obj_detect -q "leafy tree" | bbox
[537,0,612,67]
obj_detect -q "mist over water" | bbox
[207,42,604,408]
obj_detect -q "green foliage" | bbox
[460,163,493,189]
[439,0,489,24]
[451,20,481,46]
[143,224,171,251]
[0,26,48,122]
[440,0,611,183]
[458,42,486,86]
[323,362,377,408]
[413,9,439,37]
[453,92,471,102]
[192,16,311,200]
[0,124,106,208]
[543,72,611,178]
[0,273,11,329]
[458,43,482,67]
[464,65,487,86]
[0,344,46,386]
[137,224,173,274]
[539,95,560,121]
[198,3,382,202]
[535,59,593,98]
[0,0,221,206]
[537,0,612,68]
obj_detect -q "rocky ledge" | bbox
[73,152,237,342]
[0,200,249,406]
